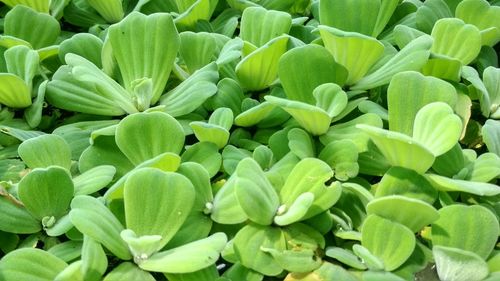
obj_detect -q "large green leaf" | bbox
[18,134,72,170]
[357,124,435,174]
[456,0,500,46]
[433,246,489,281]
[361,214,416,271]
[0,74,31,108]
[179,32,218,74]
[124,168,195,248]
[59,33,103,68]
[234,158,279,225]
[412,102,462,156]
[366,195,439,232]
[430,18,481,65]
[278,44,347,104]
[387,71,457,136]
[174,0,217,31]
[115,112,184,165]
[108,12,179,103]
[319,0,379,36]
[431,204,499,259]
[0,248,68,281]
[318,25,384,85]
[138,233,227,273]
[319,139,359,181]
[0,0,50,13]
[69,195,131,260]
[4,45,38,87]
[4,5,60,49]
[351,35,433,91]
[239,6,291,47]
[18,166,73,221]
[236,36,289,91]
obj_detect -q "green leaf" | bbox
[179,32,218,74]
[4,45,38,87]
[432,204,500,259]
[222,263,263,281]
[81,236,108,281]
[86,0,123,22]
[0,0,50,13]
[139,233,227,273]
[415,0,453,34]
[73,165,116,196]
[484,66,500,118]
[181,142,221,178]
[466,152,500,182]
[47,240,82,262]
[319,139,359,181]
[412,102,462,156]
[361,214,416,271]
[108,12,179,103]
[4,5,60,49]
[160,63,219,117]
[233,224,285,276]
[0,248,68,281]
[124,168,195,248]
[103,262,155,281]
[211,176,248,224]
[430,18,482,65]
[165,266,220,281]
[318,26,385,85]
[482,119,500,156]
[351,35,433,91]
[387,71,457,136]
[325,247,367,270]
[278,44,347,104]
[425,174,500,196]
[59,33,103,69]
[236,36,289,91]
[357,124,435,174]
[288,128,315,159]
[313,83,348,118]
[0,196,41,234]
[456,0,500,46]
[69,195,131,260]
[375,167,438,204]
[18,166,73,221]
[46,54,138,116]
[240,6,292,47]
[190,123,230,149]
[319,0,379,36]
[115,112,184,166]
[234,158,279,225]
[461,65,492,117]
[367,195,439,232]
[265,95,330,136]
[433,246,489,281]
[421,56,462,82]
[0,74,31,108]
[274,192,314,226]
[18,134,72,170]
[174,0,216,31]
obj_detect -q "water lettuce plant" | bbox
[0,0,499,281]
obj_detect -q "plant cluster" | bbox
[0,0,499,280]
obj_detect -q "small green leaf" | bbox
[190,123,230,149]
[81,236,108,281]
[362,214,416,271]
[288,128,315,159]
[73,165,116,196]
[103,262,155,281]
[139,233,227,273]
[319,139,359,181]
[86,0,123,22]
[433,246,489,281]
[18,166,73,221]
[456,0,500,46]
[431,204,499,259]
[59,33,103,68]
[325,247,367,270]
[274,192,314,226]
[482,119,500,157]
[0,248,68,281]
[375,167,437,204]
[181,142,221,178]
[0,196,41,234]
[0,74,31,108]
[313,83,348,118]
[115,112,185,166]
[415,0,453,34]
[211,176,249,224]
[426,174,500,196]
[412,102,462,156]
[18,134,72,170]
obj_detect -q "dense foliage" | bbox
[0,0,499,280]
